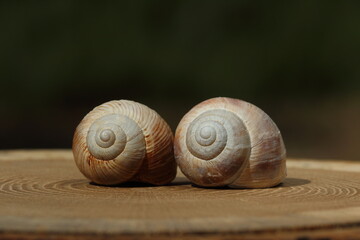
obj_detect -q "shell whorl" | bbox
[174,97,287,188]
[186,109,251,161]
[73,100,176,185]
[181,109,251,186]
[86,114,143,161]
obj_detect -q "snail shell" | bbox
[174,97,286,188]
[72,100,177,185]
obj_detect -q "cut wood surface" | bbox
[0,150,360,239]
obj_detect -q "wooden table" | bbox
[0,150,360,240]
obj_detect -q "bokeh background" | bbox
[0,1,359,160]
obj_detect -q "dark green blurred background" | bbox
[1,1,359,160]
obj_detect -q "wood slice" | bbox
[0,150,360,239]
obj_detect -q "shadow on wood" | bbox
[190,177,311,189]
[89,176,190,188]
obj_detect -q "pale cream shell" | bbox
[73,100,176,185]
[174,97,287,188]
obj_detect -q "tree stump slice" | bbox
[0,150,360,239]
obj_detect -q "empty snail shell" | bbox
[174,97,286,188]
[72,100,177,185]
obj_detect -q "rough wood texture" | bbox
[0,150,360,240]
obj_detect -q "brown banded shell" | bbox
[72,100,176,185]
[174,97,287,188]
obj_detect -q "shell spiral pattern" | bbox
[174,97,287,188]
[73,100,177,185]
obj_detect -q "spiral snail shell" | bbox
[72,100,177,185]
[174,97,286,188]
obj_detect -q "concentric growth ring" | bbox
[187,115,228,161]
[87,114,127,160]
